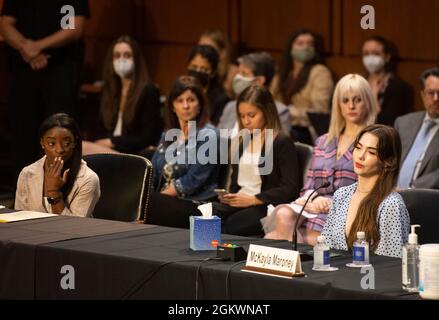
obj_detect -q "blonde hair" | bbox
[325,74,377,146]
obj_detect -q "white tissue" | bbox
[197,202,213,218]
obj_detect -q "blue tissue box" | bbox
[190,215,221,251]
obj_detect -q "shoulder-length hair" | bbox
[326,74,378,146]
[164,75,209,130]
[236,84,282,134]
[347,124,402,251]
[38,113,82,202]
[277,28,327,104]
[100,35,150,130]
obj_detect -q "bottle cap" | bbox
[317,235,326,243]
[408,225,420,245]
[357,231,365,239]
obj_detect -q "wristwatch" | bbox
[47,195,62,205]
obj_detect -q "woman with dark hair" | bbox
[146,76,220,228]
[322,124,410,258]
[362,35,413,125]
[198,29,238,98]
[15,113,100,217]
[187,45,230,126]
[271,29,334,144]
[83,35,162,155]
[213,85,301,236]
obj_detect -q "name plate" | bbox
[242,244,304,278]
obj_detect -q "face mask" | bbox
[290,47,315,63]
[113,58,134,78]
[232,73,255,96]
[187,69,210,88]
[362,54,385,74]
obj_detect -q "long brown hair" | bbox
[347,124,402,251]
[100,35,150,130]
[164,75,209,131]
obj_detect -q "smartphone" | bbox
[214,189,228,197]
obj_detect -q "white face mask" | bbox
[362,54,385,74]
[113,58,134,78]
[232,73,255,96]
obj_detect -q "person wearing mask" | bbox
[198,29,238,99]
[264,74,378,244]
[15,113,100,217]
[322,125,410,258]
[362,35,413,125]
[82,35,162,155]
[217,52,291,137]
[396,67,439,189]
[271,29,334,145]
[213,85,301,236]
[187,45,230,126]
[145,76,220,229]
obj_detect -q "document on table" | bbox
[0,211,57,223]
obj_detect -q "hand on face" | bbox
[44,156,69,192]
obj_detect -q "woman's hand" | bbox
[161,183,178,197]
[220,193,262,208]
[44,157,69,193]
[304,196,332,214]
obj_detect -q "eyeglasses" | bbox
[424,90,439,99]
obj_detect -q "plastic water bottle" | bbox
[313,235,330,270]
[402,225,420,292]
[353,231,369,265]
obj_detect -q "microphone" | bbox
[292,182,330,255]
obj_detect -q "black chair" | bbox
[294,142,313,189]
[398,188,439,244]
[83,153,153,222]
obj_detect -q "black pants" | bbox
[10,61,80,176]
[146,192,202,229]
[212,202,267,237]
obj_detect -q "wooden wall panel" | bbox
[343,0,439,60]
[239,0,332,51]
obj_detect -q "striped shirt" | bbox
[302,133,357,231]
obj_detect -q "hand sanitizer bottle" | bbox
[402,225,420,292]
[313,235,330,270]
[353,231,369,265]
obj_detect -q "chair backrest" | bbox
[83,153,153,222]
[398,188,439,244]
[294,142,313,189]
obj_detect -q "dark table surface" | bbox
[0,215,419,300]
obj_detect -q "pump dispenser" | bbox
[402,224,420,292]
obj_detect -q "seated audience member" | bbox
[213,85,301,236]
[187,45,230,126]
[146,76,219,228]
[396,67,439,189]
[198,29,238,99]
[362,35,413,125]
[264,74,378,244]
[322,124,410,258]
[270,29,334,144]
[82,35,162,155]
[15,113,100,217]
[217,52,291,136]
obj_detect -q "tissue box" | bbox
[190,215,221,251]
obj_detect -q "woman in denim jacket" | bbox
[146,76,220,228]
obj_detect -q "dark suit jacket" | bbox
[229,133,301,205]
[394,111,439,189]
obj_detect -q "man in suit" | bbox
[395,67,439,189]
